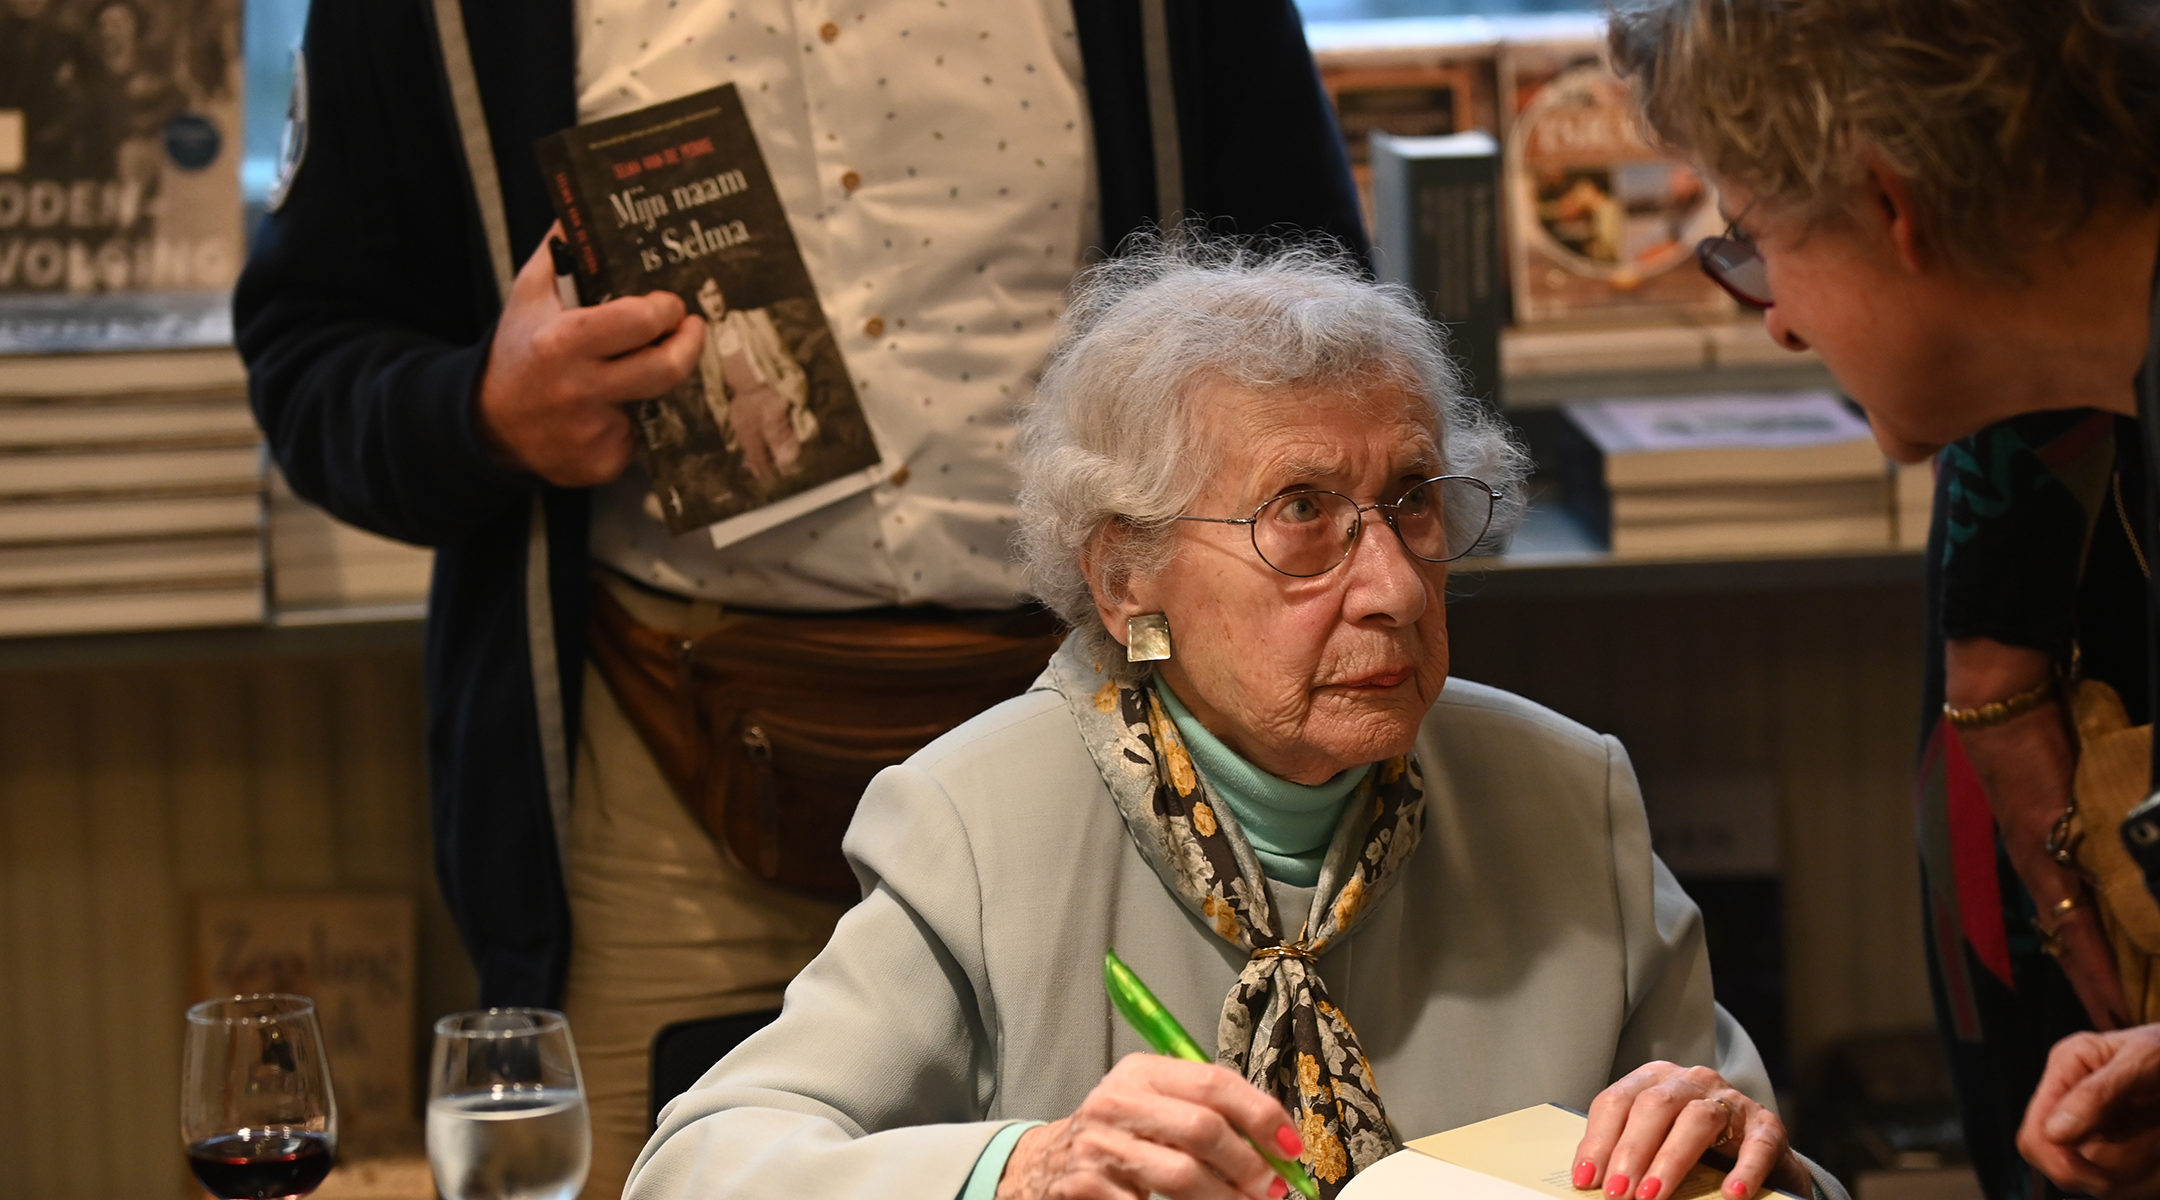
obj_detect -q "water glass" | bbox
[426,1007,591,1200]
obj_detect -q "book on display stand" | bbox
[1497,30,1733,328]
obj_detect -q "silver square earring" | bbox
[1126,613,1173,662]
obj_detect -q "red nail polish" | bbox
[1275,1125,1303,1157]
[1269,1178,1288,1199]
[1607,1174,1632,1198]
[1727,1180,1749,1198]
[1638,1178,1662,1200]
[1573,1162,1596,1190]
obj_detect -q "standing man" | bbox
[234,2,1364,1193]
[1604,2,2160,1194]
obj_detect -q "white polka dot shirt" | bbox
[581,0,1096,610]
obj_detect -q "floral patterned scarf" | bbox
[1041,637,1427,1195]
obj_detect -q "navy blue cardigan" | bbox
[235,0,1367,1006]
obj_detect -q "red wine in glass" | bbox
[186,1131,335,1199]
[182,995,338,1200]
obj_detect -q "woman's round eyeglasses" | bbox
[1173,474,1499,578]
[1697,219,1772,309]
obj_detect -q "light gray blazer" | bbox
[627,678,1808,1200]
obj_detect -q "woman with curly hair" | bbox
[1607,2,2160,1192]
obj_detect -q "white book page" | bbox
[1341,1147,1551,1200]
[703,456,890,550]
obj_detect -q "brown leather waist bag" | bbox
[585,581,1063,901]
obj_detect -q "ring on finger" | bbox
[1701,1097,1738,1148]
[2033,893,2086,957]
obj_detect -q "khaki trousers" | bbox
[561,581,849,1200]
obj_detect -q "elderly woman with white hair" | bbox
[626,241,1843,1200]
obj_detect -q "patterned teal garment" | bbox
[1917,409,2149,1200]
[1039,638,1427,1196]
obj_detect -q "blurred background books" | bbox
[0,349,430,636]
[1315,18,1916,564]
[0,351,264,635]
[1550,392,1894,559]
[266,468,432,614]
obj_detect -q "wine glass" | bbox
[181,994,338,1200]
[426,1008,591,1200]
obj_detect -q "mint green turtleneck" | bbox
[1151,676,1369,887]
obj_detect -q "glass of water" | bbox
[426,1008,590,1200]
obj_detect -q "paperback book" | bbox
[535,84,888,545]
[1371,130,1504,408]
[1498,36,1730,326]
[1340,1103,1799,1200]
[0,353,266,634]
[267,468,431,612]
[1550,391,1893,558]
[0,0,245,350]
[1894,459,1934,550]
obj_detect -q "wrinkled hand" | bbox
[1573,1063,1807,1200]
[2018,1027,2160,1199]
[1946,637,2128,1031]
[997,1053,1303,1200]
[476,226,705,487]
[1971,700,2130,1032]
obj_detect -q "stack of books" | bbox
[267,471,433,614]
[1316,13,1741,346]
[1552,391,1894,558]
[0,350,266,636]
[1894,459,1935,550]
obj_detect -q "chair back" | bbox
[648,1007,782,1131]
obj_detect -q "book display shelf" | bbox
[0,315,1906,668]
[0,7,1927,665]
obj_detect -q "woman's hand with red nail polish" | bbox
[1571,1061,1810,1200]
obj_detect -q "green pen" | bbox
[1103,948,1321,1200]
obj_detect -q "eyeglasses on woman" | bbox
[1173,474,1499,578]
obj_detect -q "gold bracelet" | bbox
[1942,679,2056,729]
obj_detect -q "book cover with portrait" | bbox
[1498,35,1732,326]
[536,83,888,545]
[0,0,245,350]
